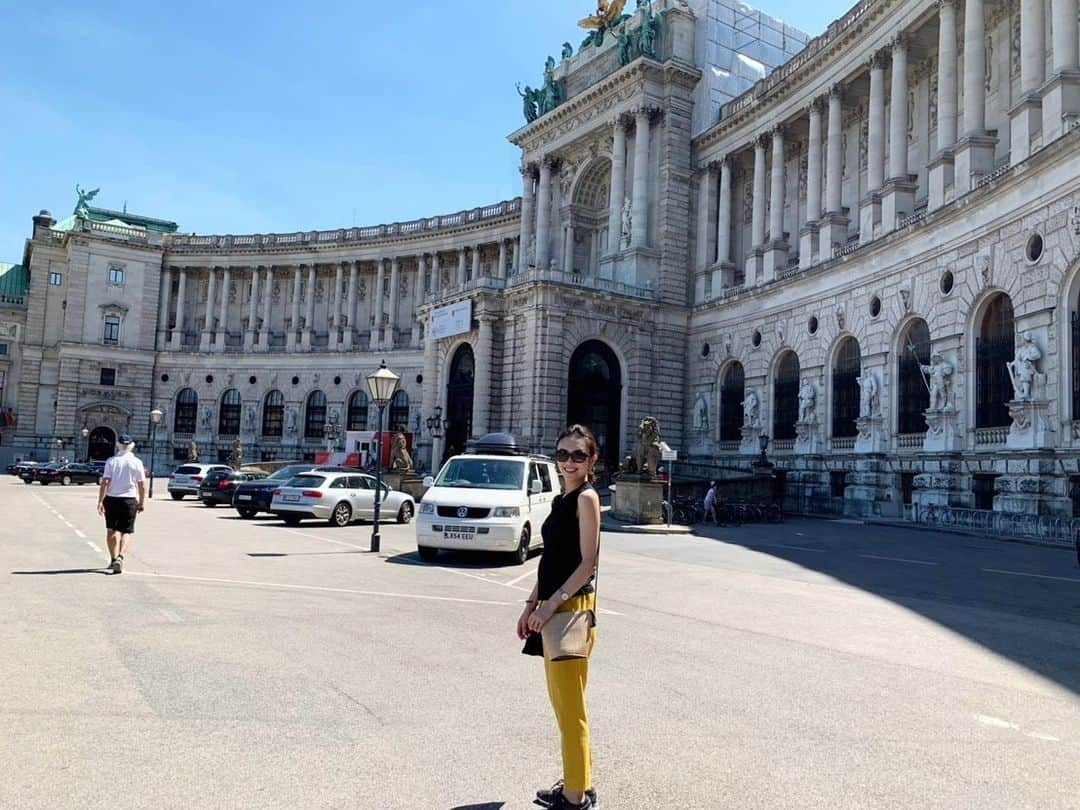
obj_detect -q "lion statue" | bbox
[634,416,662,478]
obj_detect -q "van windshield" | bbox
[435,459,525,490]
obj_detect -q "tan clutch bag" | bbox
[541,608,596,661]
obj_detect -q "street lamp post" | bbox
[366,360,401,553]
[81,427,89,462]
[149,408,163,498]
[54,438,63,463]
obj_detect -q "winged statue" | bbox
[578,0,628,31]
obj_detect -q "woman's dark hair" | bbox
[556,424,600,483]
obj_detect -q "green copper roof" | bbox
[0,263,29,303]
[54,205,178,234]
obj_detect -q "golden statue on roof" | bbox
[578,0,628,31]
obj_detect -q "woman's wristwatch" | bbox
[559,591,570,602]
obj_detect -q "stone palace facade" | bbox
[4,0,1080,523]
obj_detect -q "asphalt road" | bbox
[2,476,1079,810]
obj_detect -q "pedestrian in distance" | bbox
[704,480,719,525]
[95,433,146,574]
[517,424,602,810]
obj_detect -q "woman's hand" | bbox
[526,602,556,634]
[516,605,535,640]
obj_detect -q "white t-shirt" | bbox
[103,451,146,498]
[703,488,717,509]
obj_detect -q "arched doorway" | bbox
[832,338,861,438]
[719,362,745,442]
[898,319,931,433]
[88,426,115,461]
[566,340,622,478]
[571,159,612,271]
[975,293,1015,428]
[773,352,800,440]
[445,344,475,461]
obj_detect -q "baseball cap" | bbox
[117,433,135,445]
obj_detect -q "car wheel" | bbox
[171,493,184,501]
[417,545,439,561]
[61,475,71,486]
[396,502,413,524]
[282,515,302,526]
[510,526,530,566]
[331,501,352,527]
[40,481,50,486]
[203,500,216,508]
[238,508,257,519]
[23,479,31,485]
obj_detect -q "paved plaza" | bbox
[2,476,1079,809]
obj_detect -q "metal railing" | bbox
[772,438,795,451]
[508,267,655,300]
[974,426,1009,446]
[897,433,925,449]
[913,504,1080,547]
[830,437,856,451]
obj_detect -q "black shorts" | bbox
[104,496,138,534]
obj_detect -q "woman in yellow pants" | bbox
[518,425,602,810]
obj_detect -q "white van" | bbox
[416,434,560,565]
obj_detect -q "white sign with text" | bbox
[430,300,473,341]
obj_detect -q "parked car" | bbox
[198,469,268,507]
[415,433,559,565]
[21,463,60,484]
[270,471,415,527]
[88,461,107,476]
[167,463,233,500]
[25,463,101,486]
[11,461,40,477]
[231,464,357,519]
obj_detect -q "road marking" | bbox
[123,571,515,606]
[776,544,826,553]
[974,714,1019,730]
[280,528,368,551]
[1026,731,1061,742]
[983,568,1080,583]
[85,541,102,553]
[736,541,826,553]
[74,529,87,538]
[504,568,538,587]
[859,554,938,566]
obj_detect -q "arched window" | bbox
[773,352,800,440]
[174,388,198,435]
[305,390,327,439]
[218,389,241,436]
[832,338,861,438]
[262,390,284,437]
[975,294,1015,428]
[347,390,369,431]
[1073,302,1080,419]
[719,363,744,442]
[898,319,931,433]
[389,390,410,432]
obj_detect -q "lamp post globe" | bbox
[365,360,401,553]
[81,428,89,463]
[149,408,164,498]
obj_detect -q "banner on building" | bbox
[430,300,473,341]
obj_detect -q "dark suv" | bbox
[24,463,101,486]
[198,470,268,507]
[231,464,358,518]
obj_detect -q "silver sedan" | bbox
[270,471,415,527]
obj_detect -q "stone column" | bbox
[171,268,187,349]
[431,253,442,299]
[607,116,627,255]
[471,245,481,282]
[536,159,553,270]
[371,259,385,350]
[1043,0,1080,142]
[343,261,357,350]
[715,157,734,289]
[800,99,824,270]
[388,257,401,349]
[422,317,440,467]
[416,254,427,304]
[695,164,713,303]
[199,268,216,352]
[456,248,467,287]
[746,136,767,284]
[411,261,423,348]
[860,52,887,243]
[929,0,958,212]
[955,0,995,194]
[157,267,172,350]
[882,35,916,230]
[288,266,302,351]
[762,126,788,281]
[820,85,850,256]
[509,239,518,277]
[244,267,260,351]
[631,109,651,248]
[1011,0,1046,161]
[517,166,535,272]
[301,263,316,351]
[473,315,493,437]
[496,240,507,280]
[332,262,343,338]
[215,267,230,352]
[259,265,273,351]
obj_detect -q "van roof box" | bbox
[466,433,530,456]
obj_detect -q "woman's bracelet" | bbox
[524,599,537,605]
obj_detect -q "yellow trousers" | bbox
[542,593,597,793]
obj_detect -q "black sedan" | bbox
[25,463,101,486]
[198,470,268,507]
[231,464,358,518]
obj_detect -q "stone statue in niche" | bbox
[390,432,413,472]
[692,395,709,432]
[798,381,817,422]
[634,417,663,478]
[200,407,213,429]
[985,35,993,90]
[620,197,632,248]
[229,439,243,470]
[187,441,199,462]
[743,390,761,428]
[285,408,298,434]
[836,306,846,331]
[244,406,256,433]
[1007,331,1042,401]
[857,372,879,417]
[899,287,911,313]
[920,351,954,410]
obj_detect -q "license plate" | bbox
[282,494,299,502]
[237,495,252,501]
[444,528,475,541]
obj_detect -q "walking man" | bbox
[703,480,719,526]
[96,433,146,574]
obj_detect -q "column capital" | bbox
[828,82,845,101]
[869,50,889,71]
[770,124,786,139]
[520,162,539,178]
[611,112,632,130]
[809,95,826,114]
[936,0,955,9]
[754,133,770,150]
[541,154,560,170]
[891,31,909,52]
[340,260,351,270]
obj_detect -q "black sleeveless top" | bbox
[538,483,596,601]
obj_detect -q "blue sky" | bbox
[0,0,851,259]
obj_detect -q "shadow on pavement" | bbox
[247,551,363,558]
[385,548,539,569]
[448,804,505,810]
[11,568,112,576]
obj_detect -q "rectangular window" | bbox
[99,368,116,386]
[972,474,998,511]
[108,267,124,285]
[829,470,847,499]
[103,315,120,345]
[900,472,916,506]
[49,272,63,286]
[0,343,8,355]
[538,464,553,493]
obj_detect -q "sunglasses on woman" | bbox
[555,449,590,463]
